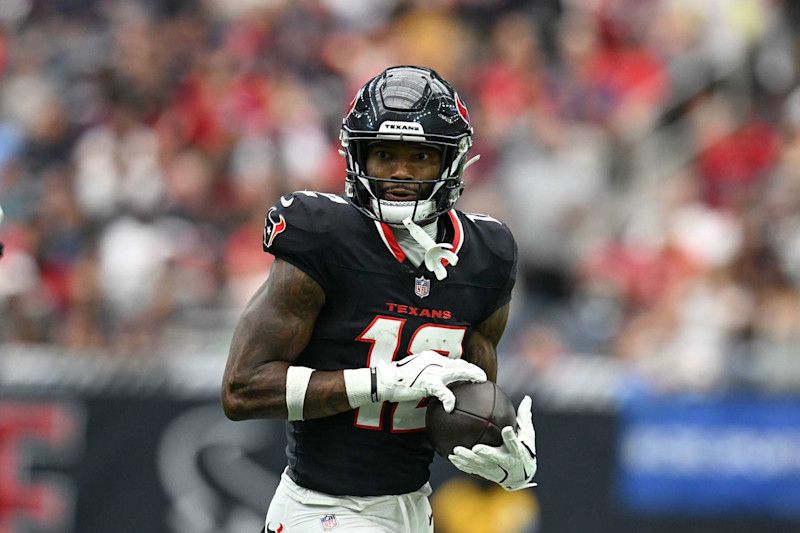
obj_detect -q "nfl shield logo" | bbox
[320,514,338,530]
[414,276,431,299]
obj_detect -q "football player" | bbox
[222,66,537,533]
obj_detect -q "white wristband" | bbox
[343,367,375,409]
[285,366,314,421]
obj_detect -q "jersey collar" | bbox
[374,210,464,265]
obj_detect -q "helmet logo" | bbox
[378,121,425,133]
[455,93,470,124]
[345,88,361,119]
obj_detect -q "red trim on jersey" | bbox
[375,212,463,265]
[375,222,406,262]
[354,403,388,431]
[406,324,467,359]
[389,398,428,434]
[441,210,463,267]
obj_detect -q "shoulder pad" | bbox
[459,211,517,264]
[263,191,351,252]
[262,192,354,292]
[459,211,518,318]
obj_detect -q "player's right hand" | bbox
[375,350,486,412]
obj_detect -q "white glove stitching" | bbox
[407,364,443,387]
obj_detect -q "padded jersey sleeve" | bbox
[486,222,517,317]
[461,212,519,321]
[496,229,518,309]
[262,192,341,294]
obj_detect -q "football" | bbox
[425,380,517,458]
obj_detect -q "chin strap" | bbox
[402,217,459,281]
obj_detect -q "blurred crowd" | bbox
[1,0,799,392]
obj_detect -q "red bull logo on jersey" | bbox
[264,207,286,248]
[320,514,338,530]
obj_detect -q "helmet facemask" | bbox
[342,131,471,226]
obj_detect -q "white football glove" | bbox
[448,395,537,491]
[376,351,485,411]
[344,350,487,412]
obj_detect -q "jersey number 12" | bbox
[353,316,467,432]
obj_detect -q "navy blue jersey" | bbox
[262,191,517,496]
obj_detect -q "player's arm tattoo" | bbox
[222,258,351,420]
[462,303,510,382]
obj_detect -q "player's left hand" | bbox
[448,395,537,491]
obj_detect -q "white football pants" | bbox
[264,468,434,533]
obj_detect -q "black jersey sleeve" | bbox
[487,222,517,316]
[461,212,518,321]
[262,192,347,294]
[497,230,518,309]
